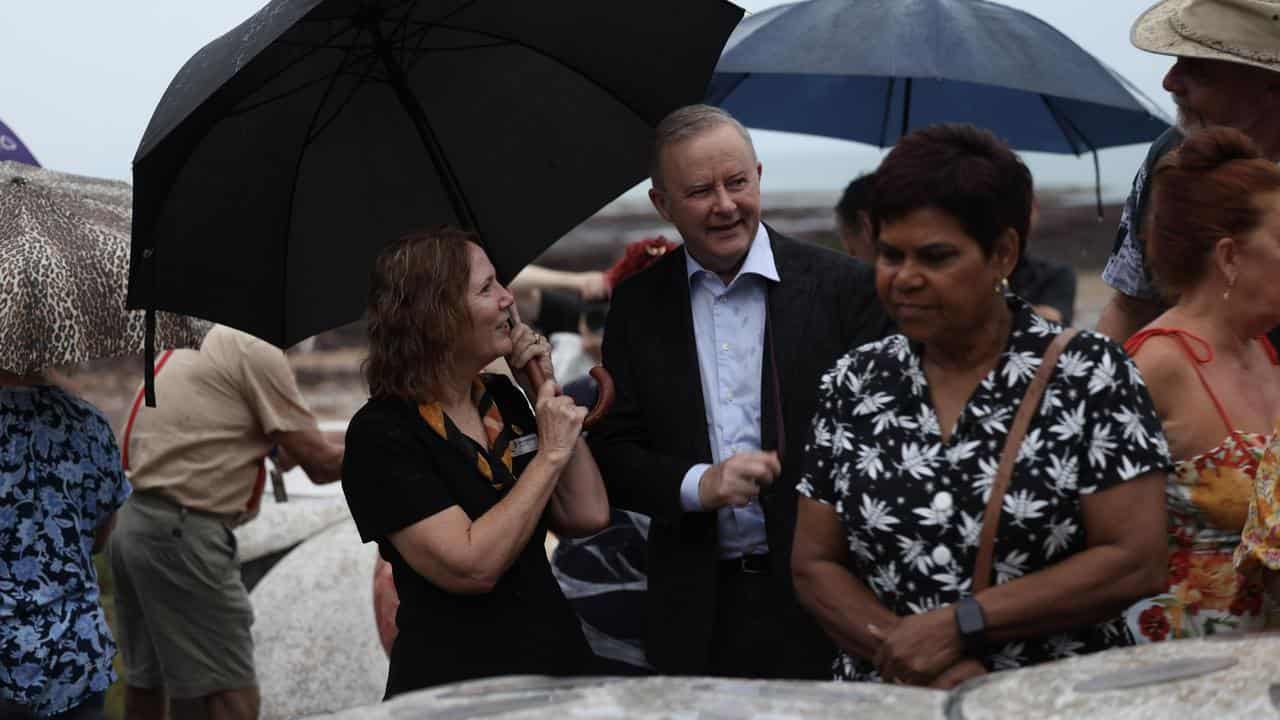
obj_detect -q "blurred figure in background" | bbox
[109,325,344,720]
[510,264,611,337]
[1009,199,1077,325]
[1,369,130,720]
[835,174,876,263]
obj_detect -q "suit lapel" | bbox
[762,228,815,460]
[664,246,713,463]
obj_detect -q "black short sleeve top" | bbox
[342,374,589,695]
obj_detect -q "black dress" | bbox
[342,374,590,697]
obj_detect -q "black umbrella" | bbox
[127,0,743,400]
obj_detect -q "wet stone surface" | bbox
[306,674,946,719]
[950,634,1280,720]
[252,519,386,720]
[233,491,351,563]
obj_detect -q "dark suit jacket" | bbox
[587,226,892,677]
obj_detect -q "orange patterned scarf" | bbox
[418,378,518,491]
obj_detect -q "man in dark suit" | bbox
[588,105,891,679]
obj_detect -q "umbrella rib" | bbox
[402,20,663,124]
[275,30,365,345]
[224,18,369,118]
[1039,96,1085,156]
[704,72,752,107]
[226,62,376,118]
[877,78,896,148]
[305,54,384,145]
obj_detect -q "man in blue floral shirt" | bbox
[1,379,131,719]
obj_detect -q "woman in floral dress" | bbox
[792,124,1172,688]
[1,369,131,719]
[1121,127,1280,642]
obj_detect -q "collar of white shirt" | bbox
[683,223,780,287]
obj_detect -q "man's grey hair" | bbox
[650,104,757,188]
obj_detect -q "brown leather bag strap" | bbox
[972,327,1079,592]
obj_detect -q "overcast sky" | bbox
[0,0,1176,200]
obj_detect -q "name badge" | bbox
[511,433,539,457]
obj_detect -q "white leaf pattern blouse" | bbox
[798,298,1172,681]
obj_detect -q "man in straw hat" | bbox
[1096,0,1280,341]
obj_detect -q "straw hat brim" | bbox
[1131,0,1280,74]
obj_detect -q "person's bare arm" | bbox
[874,472,1167,684]
[1095,291,1162,342]
[791,497,902,661]
[92,512,116,554]
[388,454,564,594]
[545,436,610,538]
[274,427,344,484]
[977,471,1167,637]
[388,381,584,594]
[511,265,610,301]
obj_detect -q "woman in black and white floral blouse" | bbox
[792,125,1173,688]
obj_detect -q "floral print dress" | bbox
[1122,329,1278,642]
[799,299,1172,681]
[1237,430,1280,582]
[0,386,131,716]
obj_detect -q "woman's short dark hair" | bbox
[872,124,1033,263]
[364,227,476,402]
[1148,126,1280,299]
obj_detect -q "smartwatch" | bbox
[954,596,987,656]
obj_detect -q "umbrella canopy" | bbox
[707,0,1171,154]
[0,161,208,375]
[0,117,39,167]
[127,0,743,350]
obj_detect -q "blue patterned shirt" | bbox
[1,386,130,716]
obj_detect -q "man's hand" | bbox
[697,451,780,510]
[868,605,963,686]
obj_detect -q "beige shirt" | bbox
[125,325,318,521]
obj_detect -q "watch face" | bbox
[957,597,985,636]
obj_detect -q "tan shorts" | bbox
[108,492,256,698]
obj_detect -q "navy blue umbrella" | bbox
[0,118,39,167]
[707,0,1171,201]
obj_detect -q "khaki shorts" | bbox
[108,492,256,698]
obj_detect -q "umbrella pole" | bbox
[367,21,480,234]
[144,309,157,407]
[901,78,913,141]
[1092,149,1103,222]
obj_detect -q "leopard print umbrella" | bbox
[0,161,209,374]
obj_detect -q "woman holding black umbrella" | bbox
[791,125,1172,687]
[342,227,609,696]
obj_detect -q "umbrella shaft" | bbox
[367,19,479,233]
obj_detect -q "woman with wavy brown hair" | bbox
[341,227,609,697]
[1122,127,1280,642]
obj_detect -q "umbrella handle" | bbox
[522,357,614,430]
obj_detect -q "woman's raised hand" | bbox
[534,379,586,467]
[506,309,555,391]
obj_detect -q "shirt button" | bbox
[722,343,730,350]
